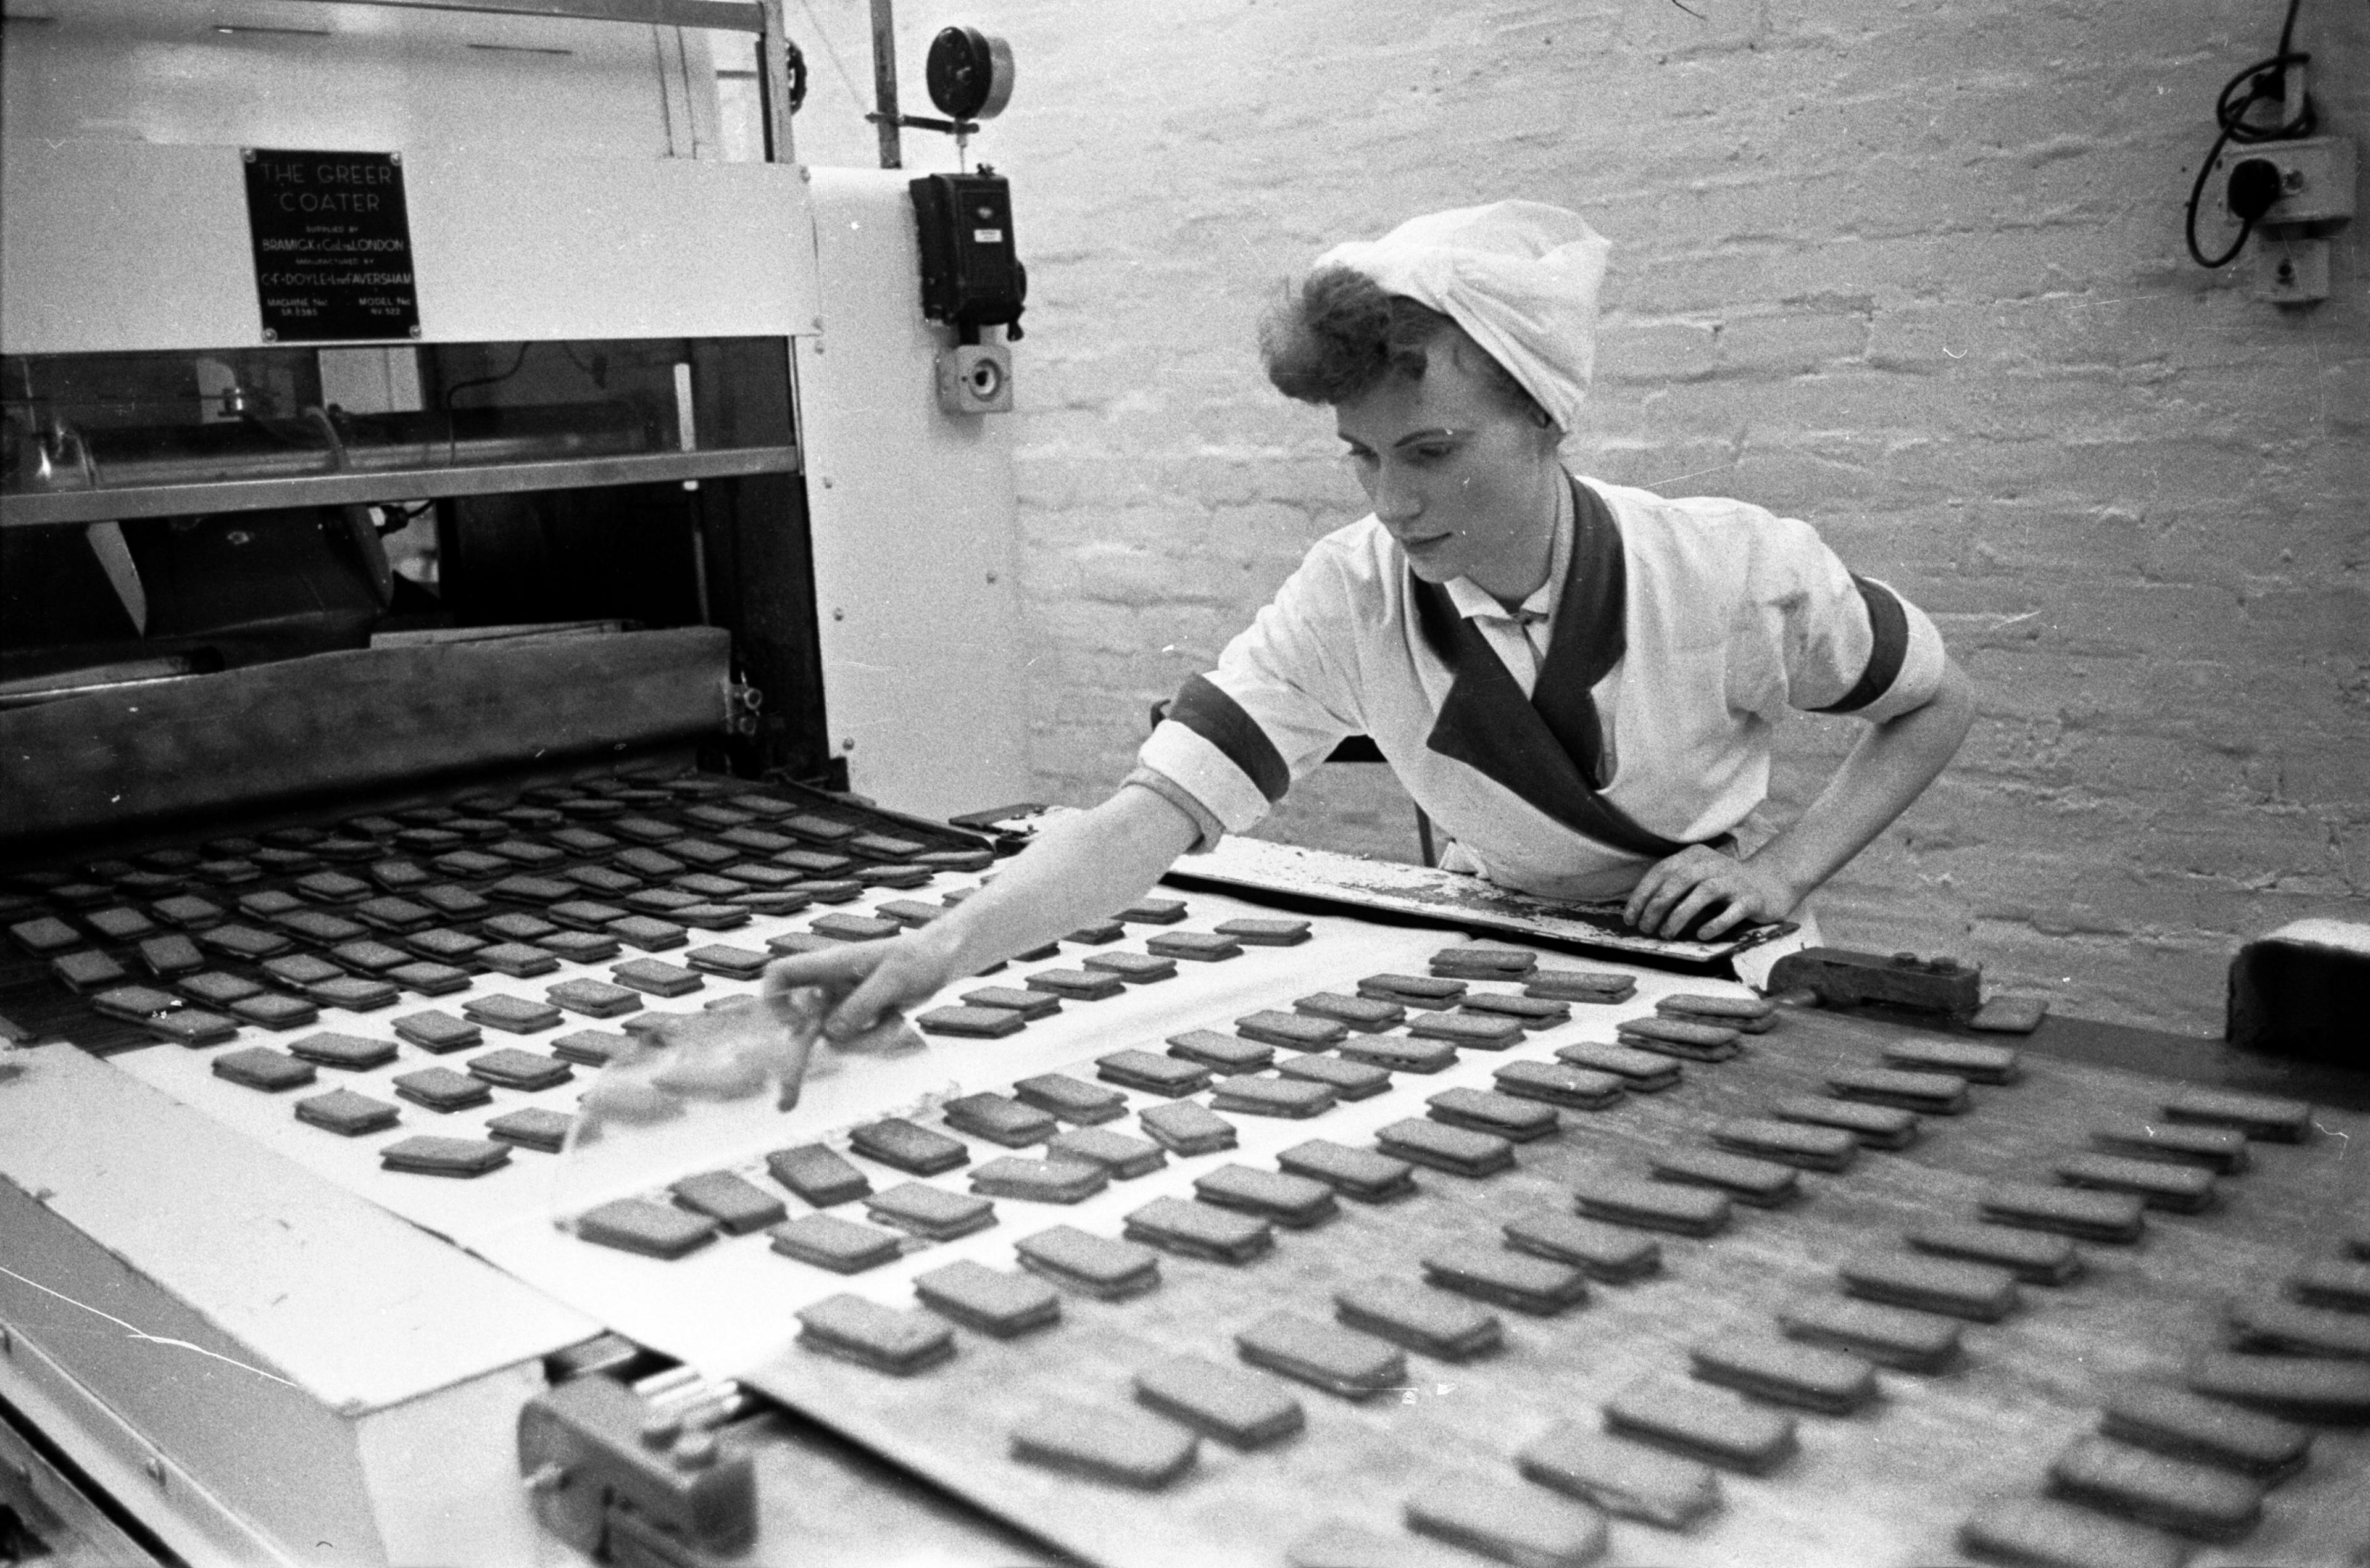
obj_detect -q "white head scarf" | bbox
[1312,201,1611,433]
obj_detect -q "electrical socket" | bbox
[2253,236,2331,305]
[2214,136,2356,234]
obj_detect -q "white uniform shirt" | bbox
[1132,475,1948,903]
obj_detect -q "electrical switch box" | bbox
[910,172,1026,338]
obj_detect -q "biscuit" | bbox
[486,1107,573,1153]
[865,1181,996,1240]
[612,958,704,998]
[474,944,560,979]
[1115,897,1187,924]
[1011,1401,1197,1489]
[290,1031,399,1069]
[1841,1252,2019,1321]
[1457,992,1571,1028]
[1166,1029,1273,1071]
[1276,1139,1415,1201]
[2186,1352,2370,1421]
[606,915,688,952]
[2163,1087,2311,1143]
[1276,1053,1392,1100]
[2056,1153,2217,1213]
[1408,1011,1524,1050]
[2290,1259,2370,1313]
[1422,1244,1589,1315]
[1024,967,1125,1000]
[1710,1117,1856,1172]
[1084,950,1181,983]
[1553,1040,1681,1091]
[2048,1435,2262,1543]
[1778,1295,1961,1373]
[1044,1126,1166,1178]
[914,1259,1061,1337]
[1144,931,1242,962]
[393,1065,493,1113]
[1017,1224,1160,1299]
[1428,1086,1561,1142]
[1603,1376,1796,1474]
[849,1118,969,1175]
[1882,1037,2021,1084]
[2100,1383,2311,1479]
[2091,1121,2250,1174]
[1210,1074,1337,1119]
[1502,1211,1660,1282]
[768,1213,903,1272]
[668,1171,786,1234]
[1096,1049,1210,1097]
[942,1093,1058,1147]
[467,1056,573,1094]
[1429,944,1537,981]
[971,1156,1108,1204]
[1652,1148,1799,1207]
[1336,1276,1500,1360]
[2226,1297,2370,1360]
[683,944,769,981]
[765,1144,871,1207]
[1338,1035,1460,1075]
[1956,1498,2188,1568]
[1294,992,1407,1032]
[1827,1066,1969,1114]
[1236,1010,1349,1050]
[1516,1422,1719,1529]
[1768,1094,1919,1148]
[1013,1074,1127,1124]
[918,1005,1026,1039]
[462,993,563,1034]
[1571,1174,1728,1237]
[1981,1181,2146,1243]
[1689,1334,1877,1414]
[1357,973,1466,1009]
[548,978,644,1018]
[578,1197,718,1259]
[1138,1101,1238,1156]
[144,1009,240,1046]
[1124,1197,1271,1263]
[1236,1311,1405,1398]
[211,1047,316,1092]
[1372,1118,1512,1177]
[1615,1014,1741,1061]
[380,1135,511,1177]
[1216,918,1311,946]
[1134,1353,1302,1446]
[295,1088,401,1136]
[795,1293,954,1375]
[1525,968,1637,1003]
[1657,992,1778,1029]
[963,985,1063,1019]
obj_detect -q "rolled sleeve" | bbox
[1129,542,1365,840]
[1753,515,1948,724]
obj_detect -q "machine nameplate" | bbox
[242,149,420,344]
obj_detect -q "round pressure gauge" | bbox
[925,26,1013,122]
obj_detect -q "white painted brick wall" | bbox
[785,0,2366,1034]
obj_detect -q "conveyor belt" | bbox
[9,771,2366,1567]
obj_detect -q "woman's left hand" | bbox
[1623,845,1800,940]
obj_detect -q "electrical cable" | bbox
[441,340,534,465]
[2184,0,2314,269]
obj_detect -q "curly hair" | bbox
[1258,265,1540,418]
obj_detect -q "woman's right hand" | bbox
[760,928,964,1045]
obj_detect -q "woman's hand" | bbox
[1623,845,1800,940]
[761,929,963,1043]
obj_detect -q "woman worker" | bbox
[769,201,1976,1042]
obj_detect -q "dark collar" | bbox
[1410,476,1695,860]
